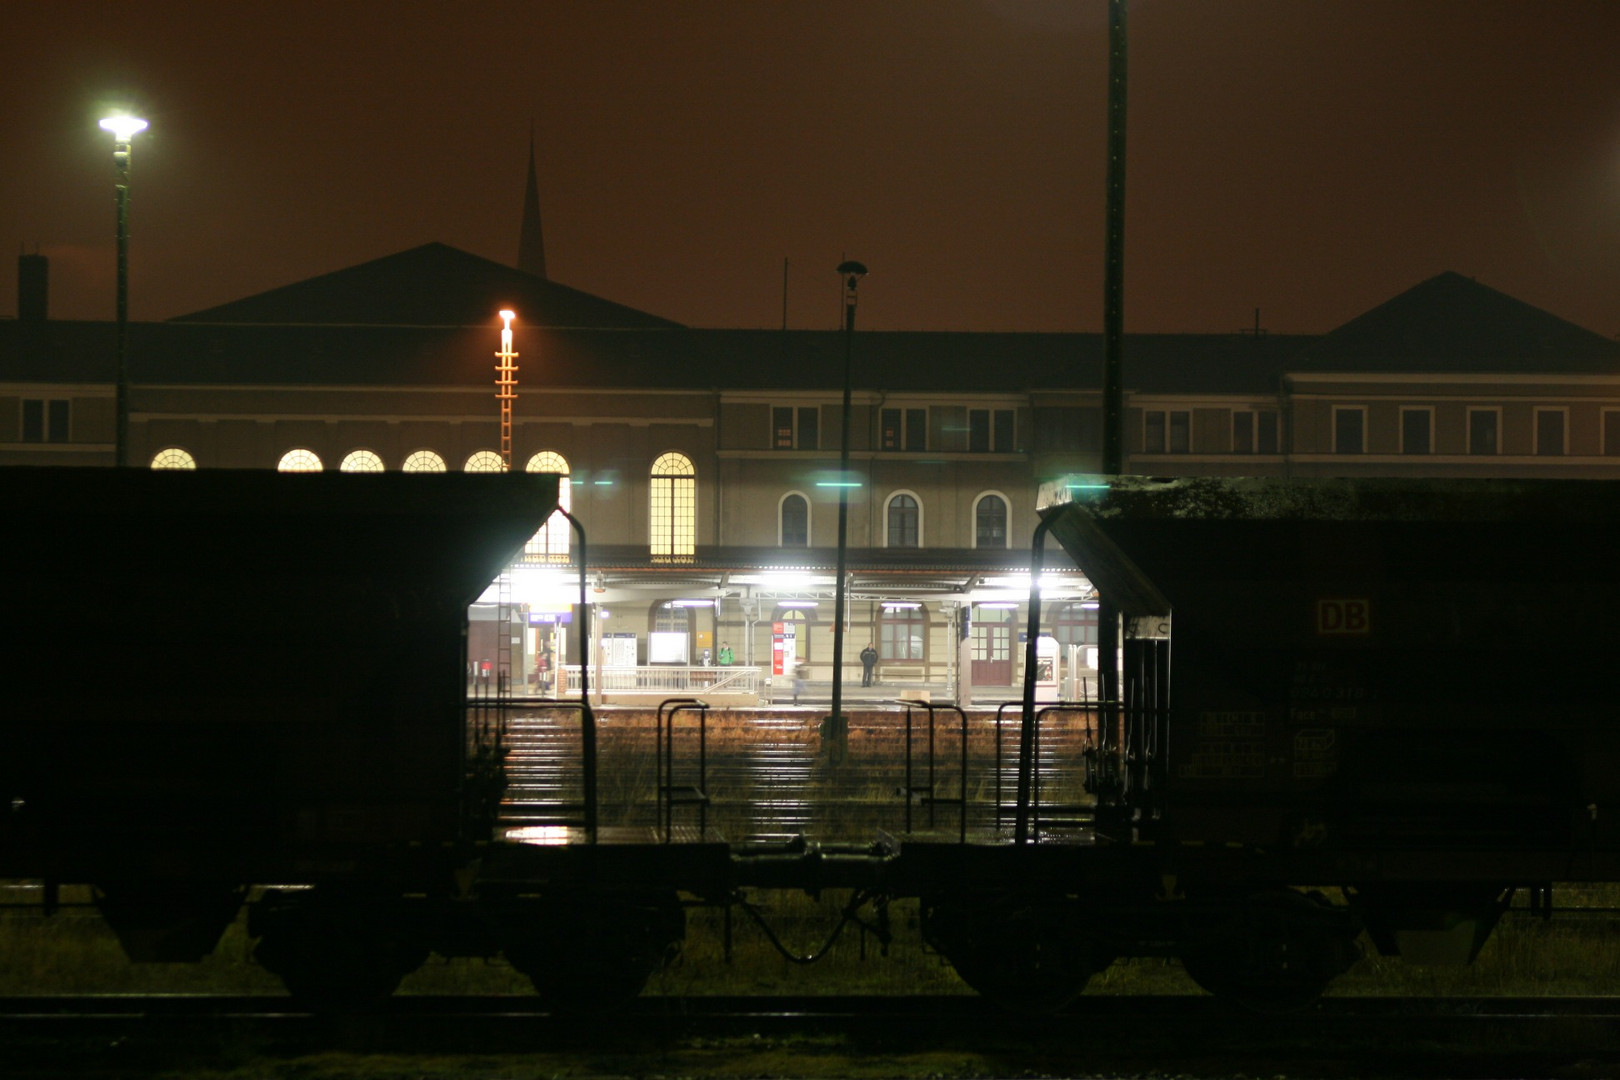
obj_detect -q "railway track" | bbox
[4,994,1617,1077]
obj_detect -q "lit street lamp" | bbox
[99,113,148,467]
[827,259,867,754]
[98,113,147,466]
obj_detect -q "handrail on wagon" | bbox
[993,700,1098,843]
[897,697,970,843]
[469,695,599,841]
[657,697,711,843]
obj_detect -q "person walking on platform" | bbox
[859,642,878,687]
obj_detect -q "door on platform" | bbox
[971,606,1015,685]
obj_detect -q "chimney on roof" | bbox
[18,251,47,323]
[517,125,547,280]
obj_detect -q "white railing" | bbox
[561,665,763,695]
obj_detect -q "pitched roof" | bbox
[1292,271,1620,373]
[169,242,681,329]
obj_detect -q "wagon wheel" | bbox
[500,892,686,1013]
[1179,889,1360,1014]
[922,893,1108,1012]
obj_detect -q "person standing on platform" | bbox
[718,641,733,666]
[859,642,878,687]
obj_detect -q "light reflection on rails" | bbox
[493,709,1097,845]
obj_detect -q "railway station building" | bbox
[5,237,1620,704]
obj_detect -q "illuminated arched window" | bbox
[885,492,921,548]
[649,452,696,562]
[779,492,809,547]
[524,450,572,559]
[150,447,196,470]
[774,607,812,661]
[464,450,504,472]
[974,492,1009,548]
[340,449,384,473]
[402,450,447,473]
[278,448,323,472]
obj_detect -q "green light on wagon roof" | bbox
[1067,482,1110,491]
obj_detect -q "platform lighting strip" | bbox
[881,602,922,610]
[778,601,820,608]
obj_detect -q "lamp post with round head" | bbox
[827,260,867,750]
[99,113,147,467]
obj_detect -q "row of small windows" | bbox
[773,405,1016,453]
[1142,408,1280,455]
[149,448,560,472]
[1331,406,1586,456]
[778,602,1097,663]
[778,490,1010,549]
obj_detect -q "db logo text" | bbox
[1316,599,1370,635]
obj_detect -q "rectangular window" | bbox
[21,399,44,442]
[1401,408,1432,454]
[1468,409,1499,455]
[1605,411,1620,456]
[905,408,926,451]
[968,408,1015,452]
[1143,411,1166,453]
[993,409,1014,452]
[22,399,69,443]
[1233,409,1279,453]
[1168,410,1190,453]
[969,409,990,452]
[881,408,927,451]
[1333,407,1365,454]
[880,606,926,661]
[773,406,820,449]
[1256,410,1278,453]
[1535,409,1565,456]
[1144,409,1190,453]
[1233,411,1254,454]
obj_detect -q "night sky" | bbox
[5,0,1620,337]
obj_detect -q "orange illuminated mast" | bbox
[495,309,519,470]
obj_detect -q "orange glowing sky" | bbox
[5,0,1620,336]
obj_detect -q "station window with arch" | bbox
[775,607,812,661]
[880,603,926,661]
[150,447,196,470]
[277,448,322,472]
[465,450,504,472]
[885,492,921,548]
[780,492,810,547]
[402,450,447,473]
[525,450,572,559]
[650,452,696,561]
[974,493,1009,548]
[340,449,384,473]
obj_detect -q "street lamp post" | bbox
[99,113,148,468]
[827,260,867,755]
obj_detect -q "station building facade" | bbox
[5,243,1620,701]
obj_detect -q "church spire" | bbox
[517,123,547,279]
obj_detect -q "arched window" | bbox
[277,448,322,472]
[779,492,809,547]
[524,451,572,559]
[775,607,811,661]
[650,452,696,561]
[880,602,926,660]
[464,450,504,472]
[150,447,196,470]
[885,492,921,548]
[974,493,1009,549]
[402,450,447,473]
[340,449,384,473]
